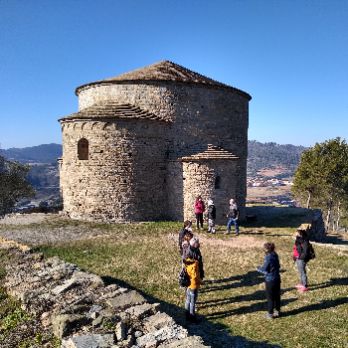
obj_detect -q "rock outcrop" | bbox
[2,243,209,348]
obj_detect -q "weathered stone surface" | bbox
[61,333,116,348]
[143,312,176,332]
[59,61,250,223]
[2,246,210,348]
[52,314,90,338]
[106,290,146,310]
[125,303,159,320]
[136,324,187,347]
[115,320,127,341]
[158,336,210,348]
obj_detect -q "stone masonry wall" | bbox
[182,160,241,225]
[1,242,208,348]
[60,119,169,222]
[62,81,249,222]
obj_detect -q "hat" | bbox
[208,199,213,206]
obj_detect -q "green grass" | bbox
[33,207,348,348]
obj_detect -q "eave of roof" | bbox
[75,60,252,100]
[181,144,239,161]
[58,102,170,123]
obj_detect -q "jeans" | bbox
[265,280,281,314]
[227,218,239,234]
[185,288,198,315]
[296,259,308,287]
[195,213,203,229]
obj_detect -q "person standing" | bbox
[194,195,205,230]
[207,199,216,233]
[183,236,204,323]
[293,229,310,292]
[257,242,281,319]
[178,220,193,254]
[225,198,240,235]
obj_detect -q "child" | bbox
[207,199,216,234]
[183,236,204,323]
[257,242,281,319]
[178,220,192,255]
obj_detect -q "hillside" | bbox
[248,140,306,177]
[0,143,62,164]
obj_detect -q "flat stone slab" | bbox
[106,290,146,310]
[61,333,116,348]
[125,303,159,320]
[143,312,176,332]
[158,336,210,348]
[136,324,187,347]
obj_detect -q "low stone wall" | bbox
[1,243,209,348]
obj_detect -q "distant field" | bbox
[247,185,292,204]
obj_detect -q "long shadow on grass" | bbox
[102,275,281,348]
[282,297,348,317]
[205,297,297,320]
[310,276,348,290]
[200,271,264,293]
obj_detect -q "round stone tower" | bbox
[59,61,251,222]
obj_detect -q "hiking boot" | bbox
[299,286,309,292]
[224,231,230,235]
[265,313,273,320]
[295,284,303,289]
[188,314,201,324]
[185,310,191,321]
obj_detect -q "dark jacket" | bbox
[178,228,189,253]
[208,204,216,219]
[183,245,204,279]
[257,251,281,282]
[295,236,309,261]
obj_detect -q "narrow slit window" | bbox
[78,138,89,160]
[214,176,221,189]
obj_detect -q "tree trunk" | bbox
[325,200,333,232]
[335,201,341,232]
[306,191,311,209]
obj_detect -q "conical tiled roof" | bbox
[59,102,170,123]
[75,61,251,99]
[181,144,239,161]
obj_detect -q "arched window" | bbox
[214,175,221,189]
[78,138,89,160]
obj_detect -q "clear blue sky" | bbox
[1,0,347,148]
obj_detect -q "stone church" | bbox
[58,61,251,223]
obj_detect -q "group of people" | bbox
[194,195,240,235]
[178,208,315,322]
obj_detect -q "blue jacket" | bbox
[257,252,281,282]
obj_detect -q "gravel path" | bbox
[0,213,112,246]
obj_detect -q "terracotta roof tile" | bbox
[59,102,170,123]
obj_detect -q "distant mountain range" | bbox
[0,143,62,164]
[0,141,307,171]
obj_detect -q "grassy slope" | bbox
[33,207,348,348]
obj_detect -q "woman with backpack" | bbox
[293,229,312,292]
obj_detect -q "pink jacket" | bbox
[194,200,205,214]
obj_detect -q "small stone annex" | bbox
[58,61,251,223]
